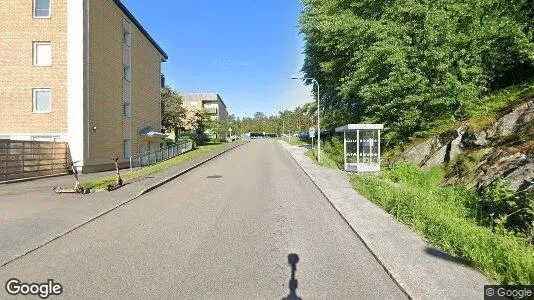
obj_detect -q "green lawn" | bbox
[287,137,309,147]
[306,147,343,170]
[83,142,226,191]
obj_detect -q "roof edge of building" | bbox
[114,0,168,60]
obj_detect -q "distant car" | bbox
[250,132,263,139]
[298,132,310,139]
[319,130,334,138]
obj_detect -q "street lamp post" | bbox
[291,76,320,163]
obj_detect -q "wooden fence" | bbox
[0,140,69,182]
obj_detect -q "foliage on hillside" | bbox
[300,0,534,148]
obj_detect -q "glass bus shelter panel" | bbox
[345,131,359,164]
[358,130,379,164]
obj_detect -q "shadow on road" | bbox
[282,253,302,300]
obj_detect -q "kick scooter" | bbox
[107,157,124,191]
[53,161,85,194]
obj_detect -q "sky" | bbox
[121,0,313,118]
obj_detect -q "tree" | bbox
[188,110,218,143]
[161,85,186,141]
[300,0,534,148]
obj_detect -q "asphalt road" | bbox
[0,139,406,299]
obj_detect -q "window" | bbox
[123,33,132,47]
[123,67,131,81]
[34,0,51,18]
[33,42,51,66]
[123,103,131,118]
[33,89,51,113]
[123,139,132,158]
[122,19,132,46]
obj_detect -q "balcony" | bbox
[204,107,218,114]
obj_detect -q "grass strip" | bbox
[286,137,309,147]
[351,164,534,284]
[83,143,226,191]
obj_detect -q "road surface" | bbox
[0,139,406,299]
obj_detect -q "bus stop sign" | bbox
[309,127,315,137]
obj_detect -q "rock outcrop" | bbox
[472,146,533,192]
[393,99,534,192]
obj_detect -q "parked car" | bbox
[319,130,334,138]
[298,132,310,139]
[250,132,263,139]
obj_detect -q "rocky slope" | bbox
[393,99,534,192]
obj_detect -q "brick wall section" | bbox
[87,0,124,165]
[86,0,163,168]
[0,0,68,134]
[130,16,162,154]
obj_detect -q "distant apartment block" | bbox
[0,0,168,172]
[181,93,229,127]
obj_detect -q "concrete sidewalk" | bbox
[0,141,246,267]
[278,140,491,300]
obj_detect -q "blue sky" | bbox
[121,0,313,118]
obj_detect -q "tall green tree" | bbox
[188,110,219,142]
[300,0,534,147]
[161,85,186,141]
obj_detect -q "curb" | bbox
[0,141,248,269]
[278,141,412,299]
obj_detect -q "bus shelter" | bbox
[335,124,384,172]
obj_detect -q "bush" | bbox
[478,178,534,240]
[174,133,196,148]
[322,136,344,168]
[386,162,443,188]
[352,163,534,284]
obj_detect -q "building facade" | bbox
[0,0,168,172]
[181,93,228,125]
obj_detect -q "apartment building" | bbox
[181,93,228,123]
[0,0,168,172]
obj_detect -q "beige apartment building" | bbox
[181,93,229,127]
[0,0,168,172]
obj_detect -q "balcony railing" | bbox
[204,107,218,114]
[128,140,193,171]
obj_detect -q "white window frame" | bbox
[33,42,52,66]
[32,89,52,113]
[122,19,132,46]
[33,0,51,18]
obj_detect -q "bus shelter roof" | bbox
[335,124,384,132]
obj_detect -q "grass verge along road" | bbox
[83,143,225,191]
